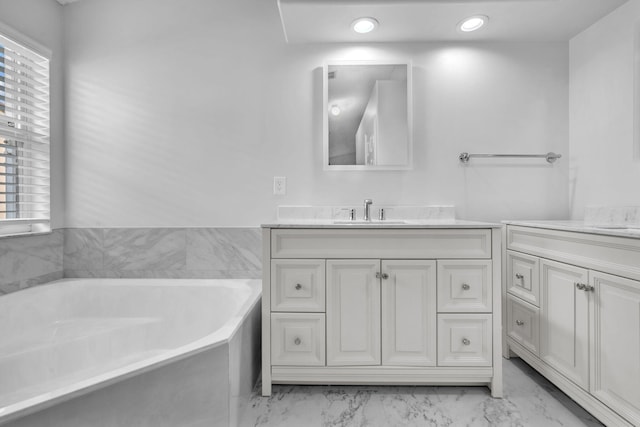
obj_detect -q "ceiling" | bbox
[278,0,630,43]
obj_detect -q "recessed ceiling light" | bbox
[458,15,488,33]
[352,17,379,34]
[330,105,341,116]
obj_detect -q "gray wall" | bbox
[569,0,640,218]
[63,0,570,226]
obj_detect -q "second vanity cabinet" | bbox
[504,224,640,427]
[262,226,502,397]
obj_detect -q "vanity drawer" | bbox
[271,313,326,366]
[271,229,492,259]
[437,314,492,367]
[507,250,540,306]
[506,295,539,356]
[437,260,492,312]
[271,260,326,312]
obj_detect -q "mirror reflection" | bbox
[324,62,411,170]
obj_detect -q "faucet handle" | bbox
[379,208,385,221]
[339,208,356,221]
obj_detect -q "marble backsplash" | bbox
[0,227,262,295]
[63,228,262,279]
[277,205,456,221]
[583,206,640,227]
[0,230,64,295]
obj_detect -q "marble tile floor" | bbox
[240,358,604,427]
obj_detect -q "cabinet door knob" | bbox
[294,337,301,345]
[462,283,470,291]
[515,273,524,280]
[376,272,389,280]
[462,338,471,346]
[295,283,302,290]
[516,320,524,326]
[584,285,595,292]
[575,282,585,290]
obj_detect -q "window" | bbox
[0,29,50,236]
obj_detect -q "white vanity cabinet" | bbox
[504,224,640,427]
[262,226,503,398]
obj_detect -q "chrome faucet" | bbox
[363,199,373,221]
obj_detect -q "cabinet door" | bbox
[381,260,436,366]
[540,259,590,390]
[327,260,381,366]
[590,271,640,426]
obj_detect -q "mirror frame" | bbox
[323,60,413,171]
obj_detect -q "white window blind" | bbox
[0,31,51,237]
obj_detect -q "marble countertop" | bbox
[261,219,501,229]
[504,220,640,239]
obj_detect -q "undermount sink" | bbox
[332,220,407,225]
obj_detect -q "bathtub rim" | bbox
[0,278,262,425]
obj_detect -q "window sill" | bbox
[0,221,52,239]
[0,230,54,240]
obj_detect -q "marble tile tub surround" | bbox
[241,358,603,427]
[277,205,456,222]
[0,230,64,295]
[63,227,262,279]
[583,205,640,228]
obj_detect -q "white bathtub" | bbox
[0,278,262,427]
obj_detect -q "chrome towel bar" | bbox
[459,152,562,164]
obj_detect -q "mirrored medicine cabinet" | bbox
[323,61,413,171]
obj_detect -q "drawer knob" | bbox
[515,273,524,280]
[294,337,301,345]
[516,320,524,326]
[295,283,302,290]
[462,283,470,291]
[462,338,471,346]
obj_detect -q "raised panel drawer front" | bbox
[506,294,539,356]
[540,259,589,390]
[381,260,437,366]
[506,251,540,307]
[590,271,640,426]
[271,229,492,259]
[326,260,381,366]
[437,314,492,367]
[271,259,326,312]
[271,313,326,366]
[437,260,492,312]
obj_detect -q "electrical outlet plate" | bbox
[273,176,286,195]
